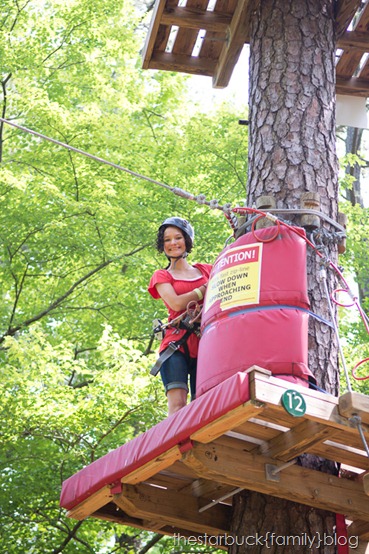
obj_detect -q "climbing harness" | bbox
[150,301,202,376]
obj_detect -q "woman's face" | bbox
[163,226,186,258]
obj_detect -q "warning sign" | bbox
[204,243,262,313]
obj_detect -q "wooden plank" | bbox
[178,477,235,504]
[147,51,217,76]
[215,432,263,452]
[336,49,364,78]
[161,6,231,33]
[67,445,185,520]
[182,441,369,522]
[172,0,209,57]
[161,459,200,478]
[233,418,287,441]
[357,56,369,80]
[336,76,369,96]
[363,473,369,496]
[335,0,362,38]
[94,504,229,548]
[142,474,189,491]
[249,369,369,434]
[66,485,113,521]
[260,420,337,462]
[212,0,254,88]
[142,0,168,69]
[114,482,231,536]
[339,392,369,425]
[190,399,265,443]
[338,30,369,51]
[310,441,369,472]
[354,1,369,32]
[121,445,184,485]
[348,520,369,541]
[198,0,237,63]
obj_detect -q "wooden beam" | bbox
[94,504,229,548]
[355,1,369,33]
[182,441,369,522]
[347,519,369,541]
[336,49,364,78]
[336,76,369,97]
[147,51,217,77]
[113,483,231,536]
[338,30,369,51]
[66,485,114,521]
[67,445,185,519]
[190,399,265,443]
[335,0,362,38]
[121,445,184,485]
[178,477,235,504]
[161,6,232,33]
[310,440,369,471]
[260,420,337,461]
[249,369,369,434]
[339,392,369,425]
[212,0,254,88]
[142,0,168,69]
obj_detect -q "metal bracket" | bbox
[265,459,298,482]
[265,464,281,482]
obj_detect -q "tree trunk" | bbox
[230,1,340,551]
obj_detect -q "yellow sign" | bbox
[204,243,262,313]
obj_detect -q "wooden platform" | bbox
[142,0,369,95]
[66,368,369,543]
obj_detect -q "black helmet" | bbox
[159,217,195,243]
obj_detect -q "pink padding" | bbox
[197,308,311,397]
[60,372,251,511]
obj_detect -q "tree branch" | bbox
[42,21,89,64]
[0,73,12,163]
[90,406,142,462]
[0,244,150,343]
[10,0,32,33]
[8,263,29,330]
[137,533,163,554]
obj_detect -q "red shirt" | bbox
[148,263,212,358]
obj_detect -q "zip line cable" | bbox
[0,117,232,215]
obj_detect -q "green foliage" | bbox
[0,1,247,552]
[338,151,369,395]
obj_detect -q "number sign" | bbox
[281,390,306,417]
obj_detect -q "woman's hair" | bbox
[156,225,193,254]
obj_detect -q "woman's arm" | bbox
[155,282,207,312]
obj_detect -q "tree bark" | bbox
[230,1,340,551]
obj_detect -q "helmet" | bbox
[159,217,195,243]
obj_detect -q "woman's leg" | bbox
[160,351,189,416]
[167,388,187,416]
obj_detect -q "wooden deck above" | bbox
[142,0,369,96]
[66,368,369,544]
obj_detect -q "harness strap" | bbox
[150,329,193,376]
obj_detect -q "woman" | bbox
[148,217,212,416]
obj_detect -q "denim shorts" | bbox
[160,350,197,400]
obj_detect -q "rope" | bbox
[350,415,369,458]
[0,117,233,215]
[236,208,346,235]
[320,267,352,393]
